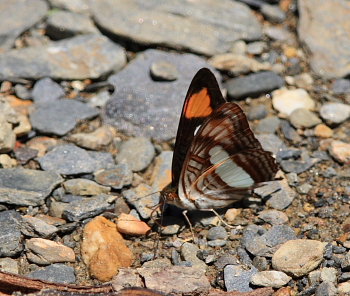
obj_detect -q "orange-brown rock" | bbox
[81,216,133,282]
[116,213,151,236]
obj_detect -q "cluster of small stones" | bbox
[0,0,349,295]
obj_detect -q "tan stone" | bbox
[81,216,133,282]
[314,124,333,138]
[116,213,151,236]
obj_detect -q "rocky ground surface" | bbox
[0,0,350,295]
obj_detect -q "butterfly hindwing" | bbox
[171,68,226,185]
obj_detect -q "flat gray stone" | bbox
[90,0,262,56]
[39,144,114,175]
[0,168,63,206]
[31,78,65,104]
[0,0,48,50]
[224,265,258,292]
[103,49,219,141]
[298,0,350,78]
[0,210,23,257]
[30,99,99,136]
[0,34,126,80]
[27,263,76,284]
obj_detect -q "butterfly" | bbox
[160,68,279,212]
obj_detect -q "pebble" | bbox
[27,263,76,284]
[62,193,112,222]
[294,73,314,89]
[14,147,38,165]
[46,10,98,39]
[229,40,247,55]
[26,237,75,265]
[327,140,350,164]
[254,116,280,134]
[150,61,179,81]
[315,282,337,296]
[87,91,111,108]
[0,114,16,153]
[62,178,111,196]
[280,119,302,143]
[68,126,116,150]
[207,240,227,247]
[180,243,207,271]
[297,183,313,195]
[246,41,267,55]
[224,208,241,222]
[14,84,32,100]
[22,215,58,238]
[279,158,320,174]
[272,239,324,277]
[39,144,113,175]
[81,216,133,282]
[265,26,291,41]
[13,114,32,137]
[272,88,315,116]
[0,34,126,80]
[116,213,151,236]
[226,71,284,100]
[30,99,99,136]
[251,271,291,288]
[258,210,288,225]
[150,151,173,193]
[0,154,16,168]
[0,168,63,206]
[0,258,18,274]
[0,210,23,257]
[224,265,258,292]
[31,77,65,104]
[260,4,286,23]
[320,267,338,283]
[314,124,333,138]
[338,282,350,295]
[252,256,268,272]
[206,226,228,240]
[289,108,322,128]
[332,79,350,94]
[209,53,270,75]
[323,167,337,178]
[94,164,133,190]
[115,137,155,172]
[319,103,350,125]
[247,104,268,121]
[255,133,285,155]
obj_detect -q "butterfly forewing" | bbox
[171,68,226,185]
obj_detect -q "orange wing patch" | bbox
[184,88,213,119]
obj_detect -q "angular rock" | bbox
[27,263,76,284]
[94,164,133,190]
[30,99,99,136]
[251,271,291,288]
[0,34,126,80]
[0,168,63,206]
[0,210,23,257]
[62,178,111,196]
[224,265,258,292]
[39,144,113,175]
[31,77,65,104]
[90,0,262,56]
[22,215,58,238]
[81,216,133,282]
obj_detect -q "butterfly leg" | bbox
[201,208,235,229]
[182,210,196,243]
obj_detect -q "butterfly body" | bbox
[161,68,278,211]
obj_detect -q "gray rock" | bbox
[62,178,111,196]
[0,0,48,50]
[297,183,313,195]
[0,210,23,257]
[276,148,302,162]
[323,167,337,178]
[260,4,286,23]
[94,164,133,190]
[252,256,268,271]
[103,49,218,141]
[115,138,155,172]
[0,168,63,206]
[180,243,207,271]
[206,226,228,240]
[315,282,337,296]
[290,108,322,128]
[39,144,113,175]
[261,225,297,247]
[224,265,258,292]
[150,61,179,81]
[255,116,280,134]
[207,240,227,247]
[0,34,126,80]
[298,0,350,78]
[27,263,76,284]
[280,120,302,143]
[62,193,112,221]
[22,215,58,238]
[246,41,267,55]
[0,258,18,274]
[90,0,262,56]
[30,99,99,136]
[247,104,268,121]
[46,10,98,40]
[320,103,350,124]
[258,210,288,225]
[279,158,320,174]
[332,79,350,94]
[31,78,65,104]
[14,147,38,165]
[14,84,32,100]
[255,133,285,156]
[226,71,284,100]
[265,26,291,41]
[48,0,90,15]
